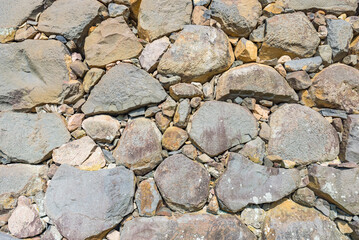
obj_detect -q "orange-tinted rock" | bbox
[234,38,258,62]
[162,127,188,151]
[135,178,162,217]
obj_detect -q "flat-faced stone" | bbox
[281,0,358,14]
[284,56,322,73]
[173,99,191,128]
[45,164,135,240]
[216,63,298,103]
[308,63,359,113]
[83,68,105,93]
[114,118,162,175]
[342,115,359,163]
[327,19,353,61]
[120,214,256,240]
[82,63,167,115]
[158,25,234,83]
[189,101,258,157]
[239,137,265,164]
[139,36,170,72]
[0,232,19,240]
[169,83,203,101]
[262,199,344,240]
[154,154,210,212]
[66,113,84,132]
[162,126,188,151]
[234,38,258,62]
[0,112,70,164]
[240,205,266,229]
[268,104,339,165]
[215,153,300,212]
[84,17,143,68]
[137,0,192,41]
[135,178,162,217]
[259,12,320,60]
[285,71,312,90]
[82,115,120,143]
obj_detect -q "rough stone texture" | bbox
[154,154,210,212]
[239,137,266,164]
[240,205,266,229]
[162,126,188,151]
[215,153,300,212]
[82,115,120,143]
[342,115,359,163]
[158,25,234,83]
[173,99,191,128]
[137,0,192,41]
[216,63,298,103]
[0,164,47,209]
[45,164,135,240]
[327,19,353,62]
[0,112,70,164]
[120,214,256,240]
[285,71,312,90]
[189,101,258,156]
[210,0,262,37]
[234,38,258,62]
[308,164,359,215]
[259,12,320,60]
[38,0,105,42]
[114,118,162,175]
[84,17,143,68]
[0,232,19,240]
[268,104,339,165]
[135,178,162,217]
[292,187,316,207]
[281,0,358,14]
[0,40,82,111]
[284,56,322,73]
[262,199,344,240]
[139,36,170,72]
[66,113,84,132]
[308,63,359,113]
[83,68,105,93]
[169,83,203,101]
[82,63,167,115]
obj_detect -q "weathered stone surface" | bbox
[239,137,265,164]
[162,127,188,151]
[0,164,47,209]
[259,12,320,60]
[280,0,358,14]
[0,232,19,240]
[66,113,84,132]
[189,101,258,156]
[0,40,83,111]
[41,225,62,240]
[308,164,359,215]
[82,115,120,143]
[240,205,266,229]
[83,68,105,93]
[173,99,191,128]
[158,25,234,83]
[38,0,105,42]
[268,104,339,165]
[84,17,143,67]
[114,118,162,175]
[285,71,312,90]
[234,38,258,62]
[292,187,316,207]
[262,199,344,240]
[210,0,262,37]
[342,115,359,163]
[216,64,298,103]
[308,64,359,113]
[284,56,322,73]
[327,19,353,62]
[137,0,192,41]
[154,154,210,212]
[82,63,167,115]
[215,153,300,212]
[120,214,256,240]
[139,37,170,72]
[135,178,162,217]
[45,164,135,240]
[0,112,70,164]
[169,83,203,101]
[108,3,129,18]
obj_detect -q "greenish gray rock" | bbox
[284,56,322,73]
[173,99,191,128]
[281,0,358,14]
[327,19,353,61]
[342,115,359,163]
[318,45,333,65]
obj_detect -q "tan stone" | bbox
[192,6,210,26]
[14,26,37,41]
[0,27,15,43]
[83,68,105,93]
[135,178,162,217]
[67,113,85,132]
[162,127,188,151]
[337,219,353,234]
[263,3,284,15]
[82,115,120,143]
[234,38,257,62]
[155,112,171,132]
[169,83,203,101]
[78,147,106,171]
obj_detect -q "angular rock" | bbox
[114,118,162,175]
[0,232,19,240]
[234,38,258,62]
[259,12,320,60]
[292,187,316,207]
[38,0,105,42]
[159,96,177,117]
[0,112,70,164]
[189,101,258,156]
[83,68,105,93]
[216,64,298,103]
[162,126,188,151]
[158,25,234,83]
[14,26,37,41]
[41,225,62,240]
[45,164,135,240]
[192,6,211,26]
[173,99,191,128]
[0,40,82,111]
[240,205,266,229]
[284,56,322,73]
[139,37,170,72]
[137,0,192,41]
[215,153,300,212]
[239,137,265,164]
[285,71,312,90]
[327,19,353,62]
[280,0,358,14]
[342,115,359,163]
[135,178,162,217]
[169,83,203,101]
[82,115,120,143]
[319,108,347,119]
[66,113,84,132]
[210,0,262,37]
[82,63,167,115]
[308,63,359,113]
[70,60,89,78]
[108,3,129,18]
[84,17,143,68]
[155,112,171,132]
[318,45,333,65]
[268,104,339,165]
[262,199,344,240]
[120,214,256,240]
[154,154,210,212]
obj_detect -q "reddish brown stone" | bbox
[162,127,188,151]
[135,178,162,217]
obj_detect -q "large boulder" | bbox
[308,164,359,215]
[0,112,71,164]
[215,153,300,213]
[82,63,167,115]
[189,101,258,157]
[84,17,143,67]
[259,12,320,60]
[210,0,262,37]
[120,214,256,240]
[137,0,192,41]
[45,164,135,240]
[280,0,358,14]
[158,25,234,83]
[308,63,359,113]
[154,154,210,212]
[341,115,359,163]
[216,63,298,103]
[262,199,344,240]
[0,40,82,111]
[268,104,339,165]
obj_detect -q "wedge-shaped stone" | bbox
[281,0,358,14]
[342,115,359,163]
